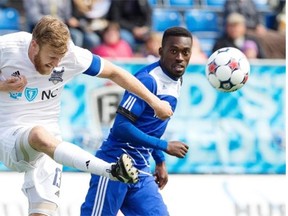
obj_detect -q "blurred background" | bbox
[0,0,286,215]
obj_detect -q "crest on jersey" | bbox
[49,67,64,84]
[24,87,38,102]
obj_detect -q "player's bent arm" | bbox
[113,114,168,151]
[114,114,189,158]
[154,160,168,190]
[98,59,173,120]
[0,80,6,91]
[0,76,27,92]
[152,149,165,164]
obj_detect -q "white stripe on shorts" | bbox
[92,176,109,216]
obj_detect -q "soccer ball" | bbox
[205,47,250,92]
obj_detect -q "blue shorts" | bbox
[80,174,169,216]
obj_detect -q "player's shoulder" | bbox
[0,31,31,48]
[0,31,31,41]
[131,61,161,91]
[135,61,160,80]
[65,40,93,62]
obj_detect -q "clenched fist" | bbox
[165,141,189,158]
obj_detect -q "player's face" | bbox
[159,36,192,79]
[31,41,65,75]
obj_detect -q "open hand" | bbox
[154,162,168,190]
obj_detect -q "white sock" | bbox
[53,142,111,178]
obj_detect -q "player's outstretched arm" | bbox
[98,59,173,120]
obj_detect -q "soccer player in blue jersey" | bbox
[81,26,192,216]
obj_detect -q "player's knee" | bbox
[28,201,58,216]
[29,126,50,150]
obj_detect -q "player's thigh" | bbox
[23,154,63,216]
[0,126,61,171]
[0,126,37,172]
[121,176,169,216]
[81,175,128,216]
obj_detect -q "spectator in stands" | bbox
[23,0,89,48]
[224,0,286,58]
[0,0,7,7]
[138,32,162,62]
[189,36,208,63]
[91,22,133,59]
[107,0,152,52]
[0,0,20,35]
[268,0,286,31]
[275,1,286,32]
[242,40,259,59]
[213,13,265,59]
[72,0,112,49]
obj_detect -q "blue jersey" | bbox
[96,61,182,171]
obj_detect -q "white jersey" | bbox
[0,31,104,134]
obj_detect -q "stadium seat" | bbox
[198,38,215,56]
[252,0,269,10]
[148,0,157,6]
[184,10,220,38]
[203,0,225,8]
[0,7,20,35]
[168,0,194,6]
[152,9,183,32]
[264,13,277,30]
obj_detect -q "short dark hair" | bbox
[162,27,193,47]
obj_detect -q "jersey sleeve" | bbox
[83,54,104,77]
[117,74,156,122]
[152,149,166,164]
[67,42,104,76]
[112,113,168,151]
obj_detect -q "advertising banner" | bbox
[0,173,286,216]
[0,62,285,173]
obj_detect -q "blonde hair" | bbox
[32,15,70,55]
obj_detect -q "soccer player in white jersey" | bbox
[0,16,173,216]
[81,27,192,216]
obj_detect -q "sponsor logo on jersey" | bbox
[11,70,20,78]
[8,71,22,99]
[49,67,64,84]
[9,92,22,99]
[24,87,38,102]
[41,89,59,100]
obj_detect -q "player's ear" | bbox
[31,40,40,52]
[158,47,162,56]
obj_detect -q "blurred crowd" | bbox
[0,0,286,61]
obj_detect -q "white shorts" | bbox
[0,126,63,215]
